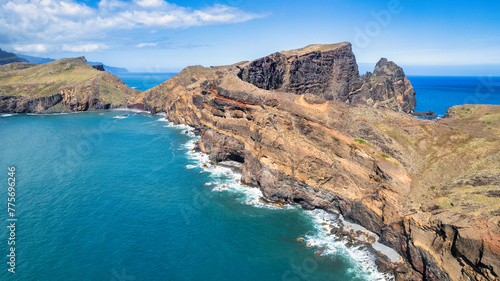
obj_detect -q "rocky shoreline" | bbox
[190,133,406,279]
[192,128,420,280]
[142,42,500,281]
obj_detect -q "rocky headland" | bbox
[142,42,500,280]
[0,57,140,113]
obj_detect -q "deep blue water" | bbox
[409,76,500,116]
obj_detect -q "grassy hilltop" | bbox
[0,57,140,113]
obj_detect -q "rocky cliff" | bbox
[0,57,140,113]
[237,42,416,113]
[142,43,500,280]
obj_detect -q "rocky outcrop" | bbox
[412,111,439,119]
[237,42,416,113]
[91,64,105,71]
[355,58,417,113]
[0,57,140,113]
[0,93,63,113]
[143,43,500,280]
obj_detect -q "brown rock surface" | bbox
[144,43,500,280]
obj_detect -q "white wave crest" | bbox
[302,209,395,280]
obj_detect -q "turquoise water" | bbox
[0,112,388,281]
[410,76,500,116]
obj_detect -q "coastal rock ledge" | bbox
[143,42,500,280]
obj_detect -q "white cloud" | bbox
[12,43,50,53]
[62,43,109,52]
[0,0,265,53]
[136,43,157,48]
[135,0,163,8]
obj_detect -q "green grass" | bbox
[98,79,127,105]
[354,138,368,145]
[457,106,479,118]
[381,153,390,159]
[436,197,453,208]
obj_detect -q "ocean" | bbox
[0,74,497,281]
[118,72,177,92]
[410,76,500,116]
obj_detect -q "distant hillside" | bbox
[0,49,27,65]
[16,54,129,74]
[88,61,129,74]
[0,57,140,113]
[16,54,54,64]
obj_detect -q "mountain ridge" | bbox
[15,53,129,74]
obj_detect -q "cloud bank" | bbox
[0,0,264,53]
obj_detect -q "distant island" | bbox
[0,42,498,281]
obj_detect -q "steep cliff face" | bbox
[143,43,500,280]
[0,57,140,113]
[355,58,417,112]
[237,42,416,113]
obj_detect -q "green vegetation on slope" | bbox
[0,57,141,113]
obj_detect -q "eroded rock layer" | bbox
[143,43,500,280]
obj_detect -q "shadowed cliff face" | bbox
[143,43,500,281]
[0,57,140,113]
[237,42,416,113]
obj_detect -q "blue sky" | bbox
[0,0,499,75]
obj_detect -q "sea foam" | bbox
[303,209,395,280]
